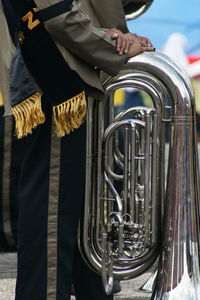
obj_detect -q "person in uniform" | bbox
[1,0,153,299]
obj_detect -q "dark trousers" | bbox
[0,107,20,251]
[15,98,113,300]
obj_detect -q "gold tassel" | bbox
[53,91,87,137]
[11,93,45,138]
[0,89,4,107]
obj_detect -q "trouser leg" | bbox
[72,244,113,300]
[10,130,27,246]
[56,118,86,300]
[15,102,52,300]
[15,99,86,300]
[0,107,19,251]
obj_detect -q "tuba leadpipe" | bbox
[78,51,200,298]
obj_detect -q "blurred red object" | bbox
[188,55,200,78]
[188,55,200,64]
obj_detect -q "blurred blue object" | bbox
[128,0,200,54]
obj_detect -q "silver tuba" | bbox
[78,51,200,299]
[122,0,153,20]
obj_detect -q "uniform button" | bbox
[18,31,25,44]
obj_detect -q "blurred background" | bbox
[128,0,200,56]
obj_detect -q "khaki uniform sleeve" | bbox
[34,0,128,76]
[89,0,129,33]
[0,0,15,115]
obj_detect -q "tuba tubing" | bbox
[79,51,200,298]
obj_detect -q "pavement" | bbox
[0,252,153,300]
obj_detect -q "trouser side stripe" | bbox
[47,126,61,300]
[2,116,15,246]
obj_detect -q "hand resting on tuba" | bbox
[106,28,155,57]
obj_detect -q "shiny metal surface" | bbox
[139,269,158,292]
[79,51,200,298]
[129,54,200,299]
[122,0,153,20]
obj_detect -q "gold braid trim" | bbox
[0,89,4,107]
[11,93,45,138]
[53,91,87,137]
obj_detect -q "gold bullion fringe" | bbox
[53,91,87,137]
[12,93,45,138]
[0,89,4,106]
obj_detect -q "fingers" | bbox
[116,34,130,55]
[105,28,119,39]
[106,29,154,56]
[126,33,154,48]
[127,36,144,58]
[105,28,131,55]
[109,29,130,55]
[125,33,134,45]
[139,36,153,47]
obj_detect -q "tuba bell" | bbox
[78,50,200,299]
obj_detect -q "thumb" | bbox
[111,33,119,39]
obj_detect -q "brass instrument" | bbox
[78,51,200,299]
[122,0,153,20]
